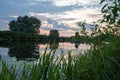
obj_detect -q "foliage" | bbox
[9,15,41,33]
[49,29,59,42]
[75,32,79,38]
[76,21,88,36]
[1,1,120,79]
[0,35,120,80]
[49,30,59,37]
[100,0,120,27]
[0,31,50,44]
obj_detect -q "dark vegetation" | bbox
[0,31,49,44]
[0,15,92,44]
[0,0,120,80]
[9,15,41,33]
[0,30,92,46]
[0,35,120,80]
[8,43,39,61]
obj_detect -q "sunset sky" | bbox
[0,0,102,36]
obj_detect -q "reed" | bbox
[0,35,120,80]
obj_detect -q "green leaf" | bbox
[101,3,109,13]
[100,0,105,4]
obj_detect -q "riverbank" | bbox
[0,31,92,45]
[0,30,116,46]
[0,34,120,80]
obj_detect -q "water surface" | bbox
[0,42,90,66]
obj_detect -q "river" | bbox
[0,42,90,66]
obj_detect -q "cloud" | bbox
[41,18,80,31]
[52,0,98,7]
[0,0,100,16]
[0,0,101,36]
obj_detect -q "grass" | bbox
[0,35,120,80]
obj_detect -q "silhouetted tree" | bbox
[49,30,59,41]
[75,32,79,38]
[9,15,41,33]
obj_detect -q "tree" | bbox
[49,30,59,38]
[100,0,120,27]
[49,29,59,42]
[75,32,79,38]
[9,15,41,33]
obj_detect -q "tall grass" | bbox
[0,36,120,80]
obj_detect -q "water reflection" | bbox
[8,45,39,61]
[49,42,59,50]
[75,43,79,48]
[1,43,40,62]
[0,42,91,63]
[75,42,90,49]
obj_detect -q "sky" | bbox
[0,0,102,36]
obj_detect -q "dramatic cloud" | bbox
[0,0,101,36]
[52,0,98,7]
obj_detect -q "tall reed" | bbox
[0,36,120,80]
